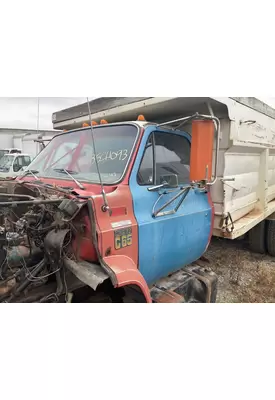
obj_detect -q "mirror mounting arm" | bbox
[152,186,191,218]
[147,182,168,192]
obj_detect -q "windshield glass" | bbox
[26,124,139,184]
[0,155,13,170]
[0,150,8,160]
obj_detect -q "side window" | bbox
[155,132,191,185]
[137,132,191,186]
[137,136,154,185]
[154,132,190,185]
[23,156,31,166]
[13,158,19,172]
[18,157,24,168]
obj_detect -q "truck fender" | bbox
[103,255,152,303]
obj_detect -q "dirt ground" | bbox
[205,237,275,303]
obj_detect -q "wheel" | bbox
[266,220,275,256]
[248,221,266,254]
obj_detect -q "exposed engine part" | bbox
[58,199,80,219]
[6,258,47,302]
[0,181,95,302]
[0,278,16,296]
[7,245,42,266]
[6,232,21,243]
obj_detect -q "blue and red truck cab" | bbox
[24,112,218,301]
[0,109,219,303]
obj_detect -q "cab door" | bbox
[129,127,212,285]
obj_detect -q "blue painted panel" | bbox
[129,125,212,285]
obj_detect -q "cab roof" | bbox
[3,153,31,157]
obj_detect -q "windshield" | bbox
[26,124,139,184]
[0,150,8,160]
[0,155,13,170]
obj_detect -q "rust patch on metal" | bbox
[0,278,16,296]
[151,287,185,303]
[156,290,184,303]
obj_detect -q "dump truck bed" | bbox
[52,97,275,240]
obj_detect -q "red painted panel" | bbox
[103,255,152,303]
[91,185,138,265]
[91,186,152,302]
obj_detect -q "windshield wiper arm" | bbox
[21,170,40,180]
[53,168,85,190]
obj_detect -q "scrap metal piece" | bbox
[44,229,70,263]
[64,257,109,291]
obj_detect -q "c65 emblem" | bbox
[114,227,132,250]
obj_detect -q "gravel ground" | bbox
[205,238,275,303]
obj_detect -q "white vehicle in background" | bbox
[0,148,22,160]
[0,153,32,179]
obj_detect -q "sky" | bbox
[0,97,274,130]
[0,97,88,130]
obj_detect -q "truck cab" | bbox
[1,97,274,303]
[16,117,217,302]
[0,153,32,179]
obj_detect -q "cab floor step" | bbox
[151,287,185,303]
[150,262,217,303]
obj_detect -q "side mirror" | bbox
[159,174,178,188]
[190,120,214,182]
[148,174,179,192]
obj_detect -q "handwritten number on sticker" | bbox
[90,149,128,165]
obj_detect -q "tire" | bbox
[248,221,266,254]
[266,220,275,256]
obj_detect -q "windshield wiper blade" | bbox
[54,168,77,175]
[53,168,85,190]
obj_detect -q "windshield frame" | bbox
[26,122,142,186]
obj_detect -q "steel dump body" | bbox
[52,97,275,239]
